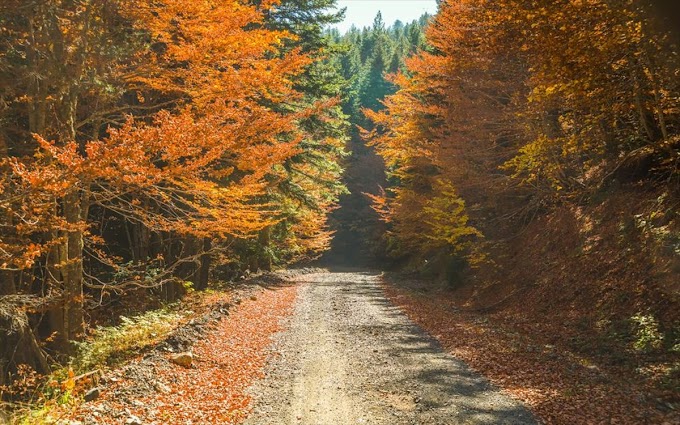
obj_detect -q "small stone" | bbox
[169,352,193,368]
[125,415,142,425]
[84,387,100,402]
[154,382,172,394]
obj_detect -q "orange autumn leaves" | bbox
[366,0,679,263]
[124,0,311,106]
[68,284,299,424]
[382,281,673,424]
[4,0,332,271]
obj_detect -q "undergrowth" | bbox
[3,306,187,424]
[72,306,185,372]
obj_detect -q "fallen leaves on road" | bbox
[69,284,298,424]
[382,279,678,425]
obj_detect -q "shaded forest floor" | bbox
[382,274,680,424]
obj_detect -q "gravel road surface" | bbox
[245,271,537,425]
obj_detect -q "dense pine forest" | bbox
[326,12,430,265]
[0,0,678,423]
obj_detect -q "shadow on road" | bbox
[299,272,537,424]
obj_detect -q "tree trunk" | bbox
[0,132,17,297]
[129,220,151,263]
[195,238,211,291]
[63,190,85,342]
[158,233,185,302]
[0,271,16,296]
[0,309,50,386]
[259,227,273,272]
[49,190,86,352]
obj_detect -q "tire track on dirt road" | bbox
[245,271,537,425]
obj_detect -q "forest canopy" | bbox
[0,0,349,378]
[367,0,680,271]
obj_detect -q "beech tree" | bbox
[367,0,679,274]
[0,0,144,356]
[0,0,340,380]
[503,0,680,194]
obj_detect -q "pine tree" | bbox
[325,11,432,265]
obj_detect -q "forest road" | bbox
[244,271,537,425]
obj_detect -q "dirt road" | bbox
[245,271,537,425]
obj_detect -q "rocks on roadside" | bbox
[154,381,172,394]
[125,415,142,425]
[83,387,101,402]
[169,352,193,368]
[73,370,103,393]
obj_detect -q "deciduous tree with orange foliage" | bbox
[368,0,679,277]
[367,1,680,417]
[0,0,343,381]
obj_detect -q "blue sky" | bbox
[333,0,439,33]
